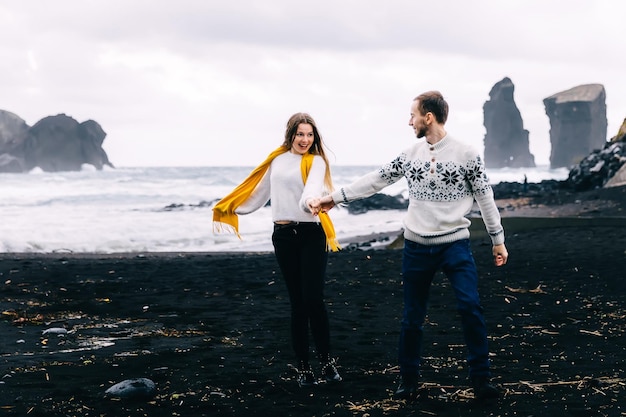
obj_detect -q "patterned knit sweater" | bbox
[331,135,505,246]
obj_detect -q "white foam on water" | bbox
[0,165,568,253]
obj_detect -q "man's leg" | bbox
[443,239,499,399]
[396,240,436,398]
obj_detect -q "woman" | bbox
[212,112,341,387]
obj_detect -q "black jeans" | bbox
[272,222,330,364]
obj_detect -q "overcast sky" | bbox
[2,0,624,167]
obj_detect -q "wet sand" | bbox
[1,185,626,416]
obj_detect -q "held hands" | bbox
[307,198,321,216]
[306,195,336,216]
[319,195,336,213]
[493,243,509,267]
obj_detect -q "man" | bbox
[317,91,508,400]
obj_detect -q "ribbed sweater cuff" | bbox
[403,228,470,246]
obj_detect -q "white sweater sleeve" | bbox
[475,190,505,245]
[467,156,505,245]
[235,169,271,215]
[330,155,405,204]
[299,155,327,213]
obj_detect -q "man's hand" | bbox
[493,243,508,267]
[319,195,336,213]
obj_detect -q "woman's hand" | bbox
[307,198,321,216]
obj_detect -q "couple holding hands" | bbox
[213,90,508,401]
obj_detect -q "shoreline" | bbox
[1,213,625,258]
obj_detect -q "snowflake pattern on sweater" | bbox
[330,135,504,246]
[379,153,492,202]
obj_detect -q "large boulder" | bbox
[566,139,626,191]
[0,110,29,172]
[605,163,626,188]
[544,84,607,169]
[22,114,113,172]
[587,118,626,189]
[0,110,29,153]
[0,153,25,173]
[0,110,113,173]
[483,77,535,168]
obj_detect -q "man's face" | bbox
[409,100,427,138]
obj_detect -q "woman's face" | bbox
[290,123,314,155]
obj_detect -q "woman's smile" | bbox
[291,123,314,155]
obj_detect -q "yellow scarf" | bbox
[212,147,341,252]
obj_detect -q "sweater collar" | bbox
[427,134,449,152]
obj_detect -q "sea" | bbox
[0,165,569,254]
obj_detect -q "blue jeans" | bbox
[399,238,491,379]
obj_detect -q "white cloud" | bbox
[0,0,624,167]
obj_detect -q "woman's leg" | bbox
[272,226,309,364]
[298,225,330,359]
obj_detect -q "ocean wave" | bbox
[0,165,568,253]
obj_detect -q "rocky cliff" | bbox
[0,110,113,173]
[483,77,536,168]
[543,84,607,169]
[566,118,626,190]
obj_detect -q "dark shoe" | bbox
[394,375,418,399]
[472,376,500,400]
[321,358,342,383]
[297,363,317,388]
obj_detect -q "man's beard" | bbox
[415,126,427,138]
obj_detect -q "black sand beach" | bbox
[1,185,626,416]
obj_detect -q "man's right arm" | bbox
[331,154,407,205]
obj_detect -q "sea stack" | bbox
[543,84,607,169]
[483,77,536,168]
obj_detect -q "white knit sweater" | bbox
[236,152,326,223]
[331,135,505,246]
